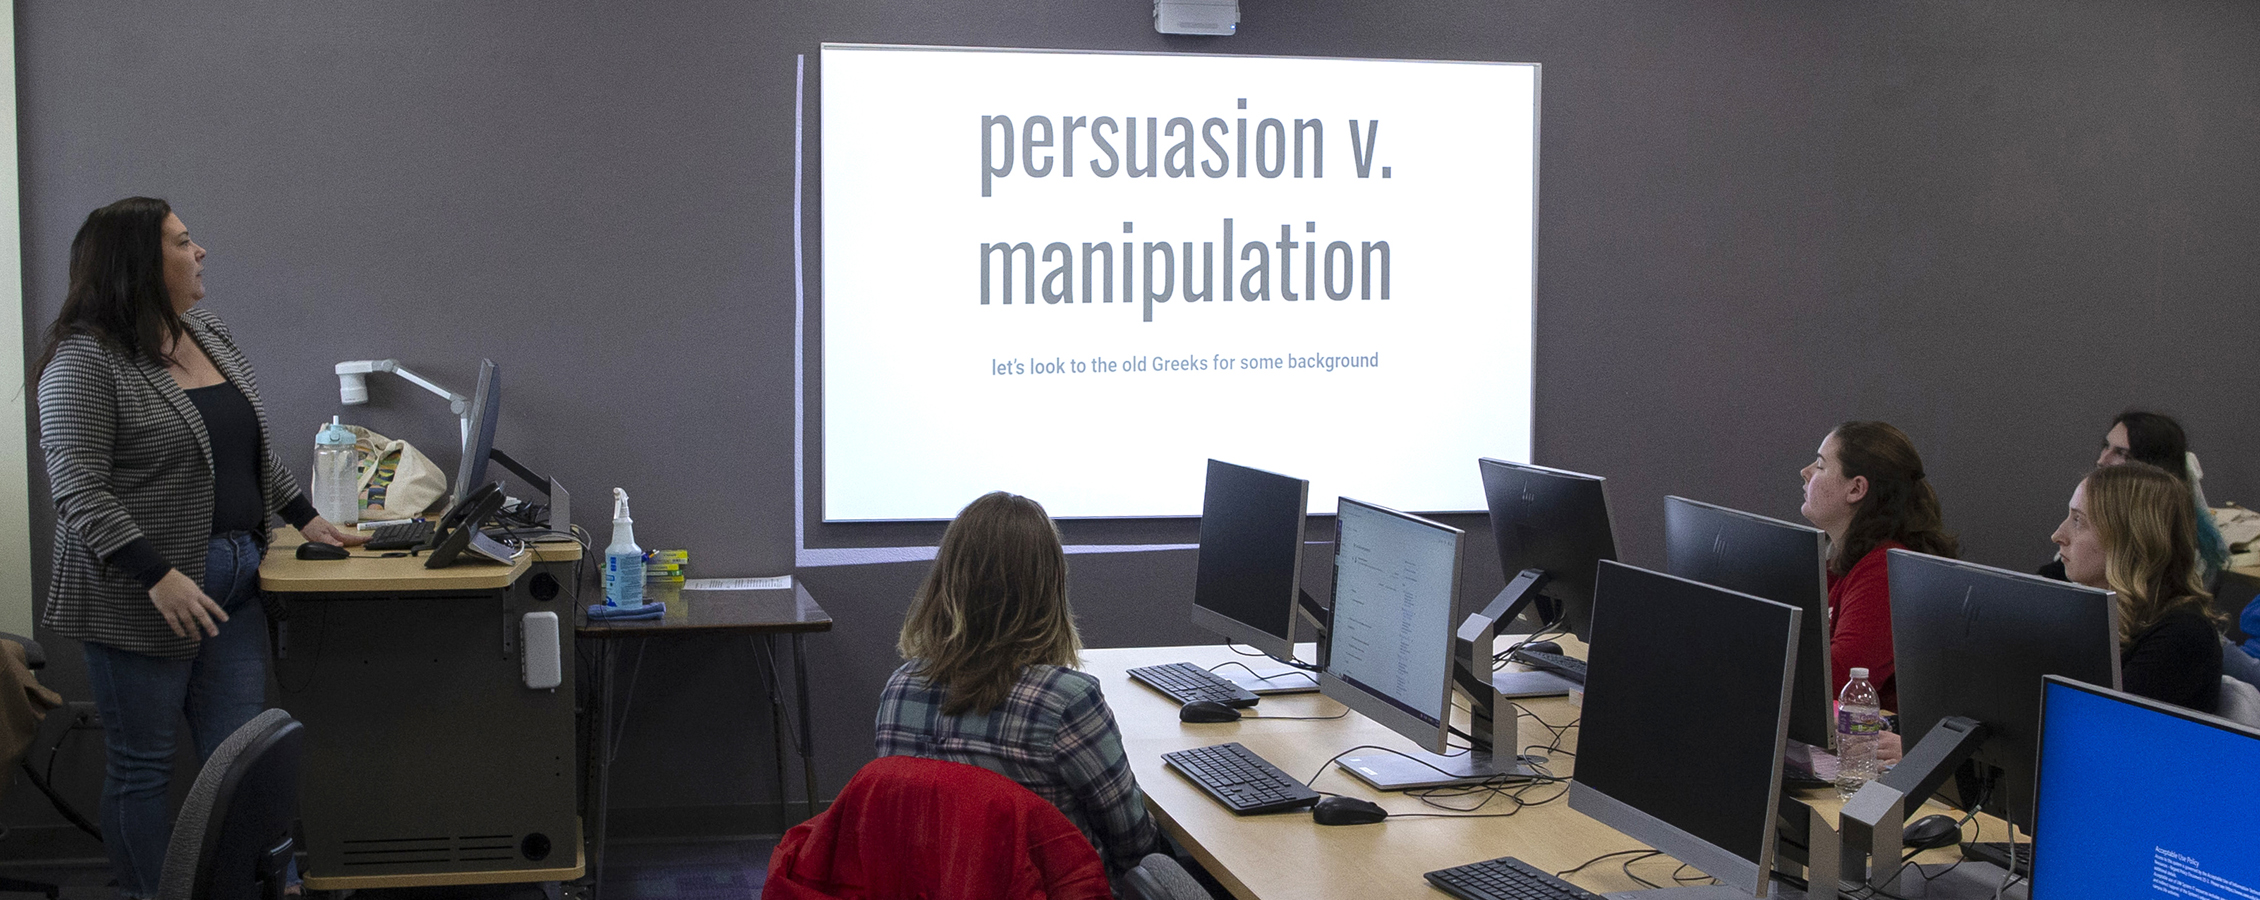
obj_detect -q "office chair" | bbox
[764,755,1204,900]
[2219,676,2260,729]
[0,633,61,900]
[155,709,305,900]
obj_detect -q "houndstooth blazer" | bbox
[37,306,306,658]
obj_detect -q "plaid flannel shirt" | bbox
[875,661,1161,873]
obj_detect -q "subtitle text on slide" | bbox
[991,352,1380,375]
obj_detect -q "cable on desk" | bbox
[1622,854,1666,890]
[1205,659,1323,690]
[1557,849,1660,879]
[1223,641,1319,672]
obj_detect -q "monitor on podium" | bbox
[1567,560,1803,899]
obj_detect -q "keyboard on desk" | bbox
[1426,855,1601,900]
[1128,661,1260,708]
[1161,742,1319,814]
[361,520,435,551]
[1507,648,1587,684]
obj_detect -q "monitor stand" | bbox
[1492,669,1578,698]
[1338,588,1546,791]
[490,446,571,539]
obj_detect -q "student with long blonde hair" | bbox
[2050,463,2225,713]
[874,491,1162,875]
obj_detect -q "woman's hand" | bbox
[1877,729,1904,766]
[149,569,227,639]
[299,516,370,547]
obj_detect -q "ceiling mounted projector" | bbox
[1155,0,1237,35]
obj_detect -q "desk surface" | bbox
[1086,644,1974,900]
[260,526,580,592]
[576,582,834,637]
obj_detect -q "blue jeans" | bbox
[81,532,271,900]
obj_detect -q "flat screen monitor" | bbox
[1887,549,2120,833]
[452,359,500,511]
[1569,560,1801,898]
[1320,498,1491,788]
[1477,458,1616,642]
[1190,460,1310,663]
[2029,676,2260,898]
[1663,496,1835,750]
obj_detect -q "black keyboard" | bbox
[1426,856,1601,900]
[1129,662,1261,708]
[1508,648,1588,684]
[1959,841,2031,876]
[362,520,435,551]
[1161,742,1319,814]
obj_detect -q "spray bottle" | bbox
[604,488,645,608]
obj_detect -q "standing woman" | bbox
[33,197,362,899]
[875,491,1162,876]
[2049,463,2224,713]
[1798,421,1959,714]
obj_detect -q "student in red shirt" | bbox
[1799,421,1958,761]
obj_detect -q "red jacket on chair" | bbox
[764,755,1115,900]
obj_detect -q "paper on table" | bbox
[683,576,793,591]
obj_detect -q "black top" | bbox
[186,382,269,535]
[2122,605,2223,715]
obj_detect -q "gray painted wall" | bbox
[12,0,2257,841]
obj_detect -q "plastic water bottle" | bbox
[1836,667,1883,800]
[604,488,645,608]
[311,417,360,525]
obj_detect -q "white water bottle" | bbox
[311,417,360,525]
[1836,667,1883,800]
[604,488,645,608]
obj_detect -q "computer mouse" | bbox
[1311,796,1389,826]
[1522,640,1564,656]
[1178,700,1243,723]
[295,541,352,561]
[1903,814,1962,850]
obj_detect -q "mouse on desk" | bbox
[1520,639,1563,656]
[1311,796,1389,826]
[1903,814,1962,851]
[295,541,352,561]
[1178,700,1243,723]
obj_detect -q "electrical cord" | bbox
[1556,849,1660,879]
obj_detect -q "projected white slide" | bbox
[822,44,1537,520]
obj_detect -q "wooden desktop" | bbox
[1085,643,1984,900]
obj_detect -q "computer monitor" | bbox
[1663,496,1835,751]
[1569,560,1801,898]
[1471,458,1618,697]
[1190,459,1312,666]
[447,359,570,536]
[1322,498,1532,790]
[2029,676,2260,898]
[1881,549,2121,837]
[452,359,500,511]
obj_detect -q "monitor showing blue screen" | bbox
[2031,676,2260,897]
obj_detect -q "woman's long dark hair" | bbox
[30,197,186,378]
[2111,410,2189,473]
[1831,421,1959,575]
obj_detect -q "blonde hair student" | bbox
[2051,463,2224,713]
[875,491,1162,874]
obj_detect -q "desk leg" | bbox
[587,638,619,900]
[793,632,818,822]
[759,635,788,829]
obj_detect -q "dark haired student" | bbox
[34,198,364,899]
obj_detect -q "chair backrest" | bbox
[2219,675,2260,729]
[157,709,305,900]
[764,755,1113,900]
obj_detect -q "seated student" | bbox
[2050,463,2225,714]
[1799,421,1959,715]
[874,491,1163,876]
[2042,410,2231,583]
